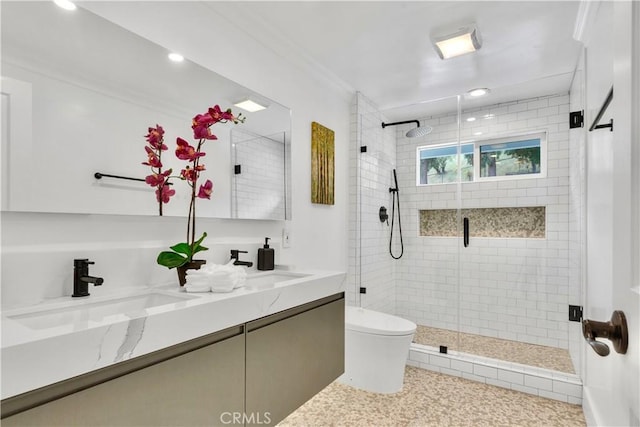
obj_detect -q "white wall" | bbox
[1,3,352,308]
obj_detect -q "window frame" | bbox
[415,131,547,186]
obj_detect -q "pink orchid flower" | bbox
[208,105,235,123]
[197,179,213,199]
[142,146,162,168]
[192,123,218,141]
[176,137,205,161]
[145,124,164,143]
[180,164,205,183]
[155,185,175,204]
[145,169,172,187]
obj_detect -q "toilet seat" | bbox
[345,306,416,336]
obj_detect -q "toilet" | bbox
[338,306,417,394]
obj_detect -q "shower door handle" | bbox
[463,217,469,247]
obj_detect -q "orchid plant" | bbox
[143,105,244,269]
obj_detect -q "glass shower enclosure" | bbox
[352,81,584,390]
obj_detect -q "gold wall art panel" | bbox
[311,122,335,205]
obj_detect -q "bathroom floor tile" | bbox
[278,366,585,427]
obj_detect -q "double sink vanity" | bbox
[1,269,346,426]
[1,4,345,426]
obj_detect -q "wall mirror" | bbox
[1,2,291,220]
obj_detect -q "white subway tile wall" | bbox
[350,92,582,367]
[231,134,286,220]
[395,94,576,351]
[348,93,397,312]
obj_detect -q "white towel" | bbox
[184,283,211,293]
[183,261,249,293]
[184,270,211,292]
[210,270,236,292]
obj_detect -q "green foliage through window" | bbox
[417,134,543,185]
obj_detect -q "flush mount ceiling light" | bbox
[234,99,267,113]
[432,24,482,59]
[168,52,184,62]
[53,0,77,11]
[467,88,490,97]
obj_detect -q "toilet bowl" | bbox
[338,306,416,394]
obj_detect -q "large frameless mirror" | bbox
[1,2,291,220]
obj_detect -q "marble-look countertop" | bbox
[1,269,345,399]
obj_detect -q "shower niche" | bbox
[352,84,584,402]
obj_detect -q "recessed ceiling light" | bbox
[53,0,76,11]
[168,53,184,62]
[466,117,476,122]
[467,88,490,97]
[484,113,495,119]
[234,99,267,113]
[432,25,482,60]
[474,131,483,136]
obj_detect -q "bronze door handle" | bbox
[582,310,628,356]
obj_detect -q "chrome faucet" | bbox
[73,259,104,297]
[230,250,253,267]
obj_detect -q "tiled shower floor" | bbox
[413,325,575,374]
[278,366,585,427]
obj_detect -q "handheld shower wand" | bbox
[389,169,404,259]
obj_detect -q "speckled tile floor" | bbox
[413,325,575,374]
[278,366,586,427]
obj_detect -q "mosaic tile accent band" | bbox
[419,206,546,238]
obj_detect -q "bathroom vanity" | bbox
[1,270,345,426]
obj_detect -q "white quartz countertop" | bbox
[1,269,345,399]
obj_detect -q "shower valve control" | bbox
[379,206,388,224]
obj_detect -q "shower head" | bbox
[406,124,433,138]
[381,120,433,138]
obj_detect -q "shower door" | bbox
[457,85,582,375]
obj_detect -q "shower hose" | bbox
[389,169,404,259]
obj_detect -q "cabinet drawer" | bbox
[245,295,345,426]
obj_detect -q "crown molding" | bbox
[573,0,601,45]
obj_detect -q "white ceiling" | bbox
[214,1,583,118]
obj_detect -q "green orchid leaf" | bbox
[191,232,208,254]
[193,232,207,248]
[192,245,209,255]
[157,251,188,269]
[169,242,192,256]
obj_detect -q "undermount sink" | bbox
[7,292,197,330]
[244,272,311,290]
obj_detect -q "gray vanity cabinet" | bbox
[2,326,246,427]
[245,294,345,426]
[2,293,344,427]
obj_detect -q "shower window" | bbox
[477,133,545,179]
[416,132,546,185]
[417,143,474,185]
